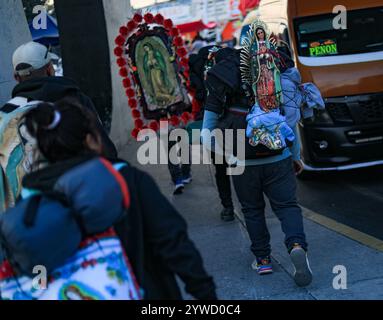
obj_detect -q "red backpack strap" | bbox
[99,158,130,209]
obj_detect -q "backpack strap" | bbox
[0,168,6,214]
[23,195,42,228]
[99,158,130,209]
[22,191,69,228]
[0,97,39,114]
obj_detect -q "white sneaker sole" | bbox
[173,184,185,195]
[290,248,313,287]
[251,260,273,275]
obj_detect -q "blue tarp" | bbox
[29,15,59,46]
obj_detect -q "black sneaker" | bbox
[220,207,235,222]
[290,244,313,287]
[173,180,185,195]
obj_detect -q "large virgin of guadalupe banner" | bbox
[241,20,291,152]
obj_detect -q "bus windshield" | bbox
[293,6,383,57]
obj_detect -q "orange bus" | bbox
[241,0,383,173]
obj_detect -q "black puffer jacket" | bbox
[115,162,217,300]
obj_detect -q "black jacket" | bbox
[115,163,217,300]
[188,45,217,104]
[11,76,117,158]
[205,48,253,115]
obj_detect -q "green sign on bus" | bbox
[309,39,338,57]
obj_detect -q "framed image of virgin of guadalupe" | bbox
[127,27,190,120]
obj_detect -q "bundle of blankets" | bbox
[246,67,325,150]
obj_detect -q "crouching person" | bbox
[0,99,216,300]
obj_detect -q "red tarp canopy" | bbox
[222,21,235,41]
[176,20,216,34]
[239,0,260,16]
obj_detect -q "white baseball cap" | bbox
[12,41,53,76]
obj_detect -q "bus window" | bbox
[293,6,383,57]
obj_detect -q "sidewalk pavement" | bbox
[120,140,383,300]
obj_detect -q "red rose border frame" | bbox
[114,12,201,139]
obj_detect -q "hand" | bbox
[293,159,304,176]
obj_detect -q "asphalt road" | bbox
[297,165,383,241]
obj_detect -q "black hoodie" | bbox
[11,76,117,158]
[188,45,217,104]
[205,48,252,114]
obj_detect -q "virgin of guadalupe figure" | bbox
[142,42,175,107]
[241,20,287,150]
[250,24,282,111]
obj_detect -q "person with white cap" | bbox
[12,41,56,80]
[10,41,116,157]
[0,41,117,212]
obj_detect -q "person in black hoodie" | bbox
[16,99,217,300]
[8,41,117,158]
[189,46,235,221]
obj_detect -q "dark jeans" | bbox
[168,139,191,184]
[212,153,233,209]
[232,157,307,258]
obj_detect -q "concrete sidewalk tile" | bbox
[266,215,383,299]
[309,278,383,300]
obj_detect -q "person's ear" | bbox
[47,63,55,77]
[85,133,103,155]
[14,73,21,83]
